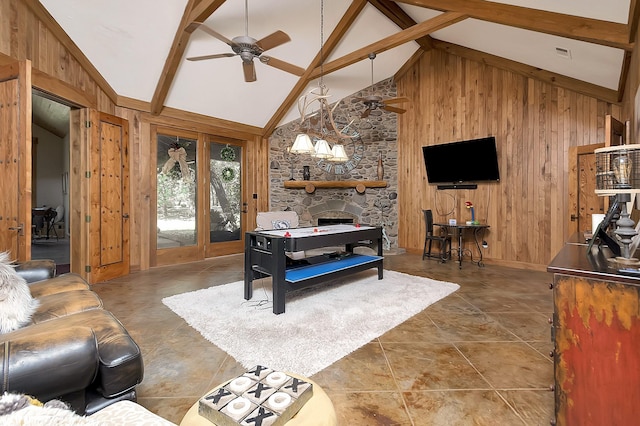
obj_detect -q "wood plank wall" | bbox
[397,49,623,269]
[0,0,115,113]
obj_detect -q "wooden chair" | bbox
[422,209,451,261]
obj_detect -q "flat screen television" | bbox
[422,137,500,189]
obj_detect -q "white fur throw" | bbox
[0,252,40,334]
[0,393,89,425]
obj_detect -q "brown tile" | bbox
[403,390,526,425]
[84,253,557,425]
[328,391,412,425]
[498,389,555,426]
[311,342,397,392]
[488,312,552,342]
[426,310,517,342]
[383,342,490,390]
[455,342,553,389]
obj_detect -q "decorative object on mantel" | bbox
[594,142,640,265]
[303,165,310,181]
[284,180,387,194]
[377,151,384,180]
[289,0,365,176]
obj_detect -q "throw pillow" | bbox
[272,220,291,230]
[0,252,40,334]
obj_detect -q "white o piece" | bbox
[268,392,292,410]
[265,371,288,387]
[229,376,252,393]
[226,397,251,415]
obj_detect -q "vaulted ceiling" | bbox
[36,0,637,136]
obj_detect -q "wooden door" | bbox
[71,109,130,283]
[0,61,31,261]
[568,145,605,236]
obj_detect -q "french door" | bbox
[152,127,246,266]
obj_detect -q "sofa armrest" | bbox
[32,290,103,324]
[28,273,90,298]
[0,326,99,402]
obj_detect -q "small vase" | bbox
[377,152,384,180]
[303,165,310,181]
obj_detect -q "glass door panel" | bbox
[209,142,242,243]
[156,134,197,249]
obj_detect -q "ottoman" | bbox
[180,373,337,426]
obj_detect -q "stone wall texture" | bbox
[268,78,400,249]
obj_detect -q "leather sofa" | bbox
[0,272,144,415]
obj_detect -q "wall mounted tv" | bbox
[422,136,500,190]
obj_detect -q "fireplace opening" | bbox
[318,218,354,226]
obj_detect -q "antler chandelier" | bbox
[289,0,357,163]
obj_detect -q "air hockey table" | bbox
[244,224,384,314]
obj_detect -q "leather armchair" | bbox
[0,273,143,415]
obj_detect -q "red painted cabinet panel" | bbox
[553,274,640,425]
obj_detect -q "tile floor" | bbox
[91,253,555,425]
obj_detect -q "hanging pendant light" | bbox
[314,139,333,158]
[291,133,315,154]
[329,144,348,162]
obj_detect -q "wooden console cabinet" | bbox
[548,239,640,425]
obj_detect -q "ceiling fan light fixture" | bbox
[291,133,315,154]
[313,139,333,159]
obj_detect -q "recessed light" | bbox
[555,47,572,59]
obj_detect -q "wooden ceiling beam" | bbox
[431,39,620,104]
[629,0,640,43]
[309,11,466,79]
[263,0,368,137]
[395,0,633,50]
[368,0,434,50]
[150,0,226,115]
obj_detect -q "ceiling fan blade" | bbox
[194,22,235,46]
[186,53,236,61]
[260,56,304,76]
[383,97,410,105]
[361,108,371,118]
[256,30,290,51]
[243,61,257,82]
[384,105,406,114]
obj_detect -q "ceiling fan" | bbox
[356,53,409,118]
[186,0,304,82]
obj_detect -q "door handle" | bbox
[242,202,248,214]
[570,214,578,221]
[123,213,130,219]
[9,224,24,235]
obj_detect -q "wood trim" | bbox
[32,69,95,108]
[150,0,198,115]
[309,12,467,79]
[21,0,118,102]
[431,40,620,104]
[367,0,434,51]
[394,0,633,50]
[618,50,633,102]
[629,0,640,44]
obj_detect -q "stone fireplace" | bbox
[267,78,400,250]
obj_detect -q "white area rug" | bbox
[162,270,459,376]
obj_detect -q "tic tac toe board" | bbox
[198,366,313,426]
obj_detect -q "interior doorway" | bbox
[30,91,71,272]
